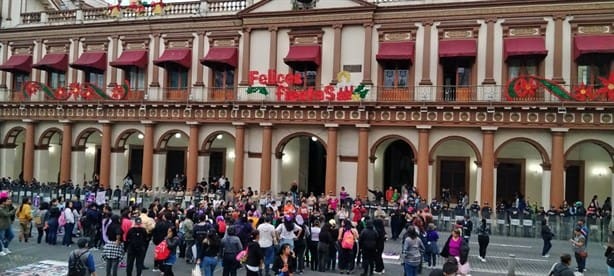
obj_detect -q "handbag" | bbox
[577,251,587,258]
[191,265,202,276]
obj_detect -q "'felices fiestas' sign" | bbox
[248,70,368,101]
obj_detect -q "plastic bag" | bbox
[192,265,202,276]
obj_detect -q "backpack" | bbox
[154,240,170,261]
[59,210,67,227]
[341,230,354,250]
[126,228,147,251]
[67,250,89,276]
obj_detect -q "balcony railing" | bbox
[2,85,612,104]
[16,0,247,26]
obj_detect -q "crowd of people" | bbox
[1,174,614,276]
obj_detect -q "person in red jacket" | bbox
[385,187,394,203]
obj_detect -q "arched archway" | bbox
[429,136,482,203]
[494,137,551,207]
[157,129,189,190]
[564,139,614,205]
[2,127,25,179]
[37,127,63,183]
[74,128,102,184]
[370,135,417,192]
[114,128,145,187]
[275,132,327,195]
[201,131,236,184]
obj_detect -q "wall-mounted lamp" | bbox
[228,151,236,159]
[529,164,543,174]
[282,153,291,164]
[216,134,223,140]
[311,136,318,142]
[593,167,608,177]
[558,107,567,114]
[174,133,182,139]
[137,133,144,140]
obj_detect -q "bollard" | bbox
[507,254,516,276]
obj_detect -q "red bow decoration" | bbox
[513,77,538,98]
[24,82,40,96]
[54,87,68,99]
[597,72,614,101]
[111,83,125,100]
[573,83,595,101]
[69,83,81,99]
[80,84,95,100]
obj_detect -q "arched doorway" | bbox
[276,133,326,195]
[114,129,145,187]
[370,136,416,193]
[494,138,550,208]
[75,128,102,184]
[430,136,481,203]
[157,130,188,190]
[565,139,614,205]
[37,128,63,183]
[201,131,236,185]
[2,127,25,180]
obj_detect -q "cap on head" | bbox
[134,217,142,225]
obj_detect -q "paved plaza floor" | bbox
[0,224,609,275]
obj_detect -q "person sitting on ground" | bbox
[548,253,575,276]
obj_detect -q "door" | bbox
[437,158,468,203]
[496,160,525,205]
[208,149,226,182]
[565,161,584,204]
[383,140,415,191]
[307,139,326,195]
[129,148,144,187]
[165,149,186,188]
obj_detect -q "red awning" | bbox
[153,48,191,68]
[110,50,148,69]
[70,52,107,72]
[439,40,477,58]
[574,35,614,59]
[376,42,415,62]
[503,37,547,59]
[32,53,68,72]
[201,47,238,69]
[283,45,321,67]
[0,55,32,73]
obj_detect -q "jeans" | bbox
[63,223,74,246]
[362,248,376,275]
[574,252,586,273]
[608,266,614,276]
[105,258,120,276]
[46,219,58,245]
[260,246,275,275]
[374,241,385,272]
[404,263,418,276]
[0,227,15,249]
[222,254,238,276]
[127,249,146,276]
[478,235,489,258]
[280,238,294,249]
[318,243,330,272]
[308,240,319,270]
[200,256,217,276]
[542,238,552,256]
[160,264,174,276]
[36,226,44,244]
[185,239,195,261]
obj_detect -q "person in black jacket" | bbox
[273,243,296,276]
[359,220,378,276]
[151,213,171,272]
[318,221,333,272]
[541,219,554,257]
[125,218,148,276]
[373,218,386,274]
[245,230,264,276]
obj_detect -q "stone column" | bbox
[331,24,343,84]
[194,32,205,87]
[0,145,17,177]
[187,123,199,191]
[541,166,551,208]
[416,125,431,198]
[109,36,119,86]
[150,33,161,87]
[552,14,565,84]
[550,128,567,207]
[420,21,433,85]
[260,123,273,193]
[152,152,166,190]
[110,148,127,188]
[99,121,112,188]
[60,121,72,183]
[0,40,7,89]
[475,165,482,203]
[268,27,278,71]
[362,23,373,85]
[482,18,497,84]
[141,122,154,188]
[23,120,36,183]
[325,124,338,194]
[33,146,48,182]
[481,127,496,205]
[356,125,369,199]
[233,123,246,191]
[239,28,251,85]
[71,149,85,185]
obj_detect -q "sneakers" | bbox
[542,254,549,258]
[479,257,486,263]
[0,251,6,256]
[3,248,11,254]
[152,268,160,272]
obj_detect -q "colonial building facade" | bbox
[0,0,612,209]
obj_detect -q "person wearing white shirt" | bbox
[62,201,76,247]
[275,216,302,250]
[308,220,321,271]
[257,217,277,276]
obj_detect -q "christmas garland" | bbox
[506,73,614,102]
[22,81,129,101]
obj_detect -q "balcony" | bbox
[15,0,247,27]
[163,88,191,101]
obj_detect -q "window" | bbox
[292,64,317,89]
[213,68,235,88]
[382,63,409,88]
[508,58,538,79]
[12,73,29,92]
[47,71,66,89]
[167,66,188,89]
[442,58,473,101]
[125,67,145,91]
[85,71,105,88]
[577,55,613,88]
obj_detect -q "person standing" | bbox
[337,219,359,274]
[541,219,554,258]
[16,197,32,243]
[125,218,148,276]
[318,221,333,272]
[67,238,97,276]
[221,226,243,276]
[151,213,171,272]
[461,215,473,243]
[425,223,439,268]
[373,218,387,274]
[0,197,16,255]
[196,230,220,276]
[402,227,424,276]
[476,219,490,262]
[548,254,575,276]
[308,219,321,271]
[46,199,61,245]
[440,229,470,274]
[34,202,49,244]
[571,227,587,273]
[359,220,378,276]
[160,227,180,276]
[605,233,614,276]
[102,237,124,276]
[245,230,264,276]
[63,201,76,246]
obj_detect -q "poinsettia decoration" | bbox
[597,72,614,101]
[573,83,595,101]
[513,77,538,98]
[24,82,40,97]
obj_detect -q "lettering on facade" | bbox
[49,46,68,53]
[213,40,236,47]
[578,25,610,34]
[444,30,472,39]
[247,70,369,102]
[294,36,318,45]
[509,27,539,36]
[384,32,411,41]
[343,65,362,73]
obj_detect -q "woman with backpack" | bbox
[477,219,491,262]
[196,229,221,276]
[337,219,359,274]
[402,227,424,276]
[16,197,32,243]
[221,225,243,276]
[35,202,49,244]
